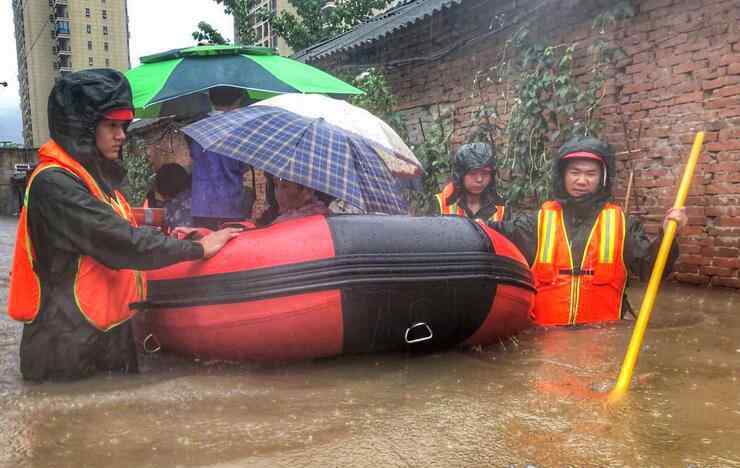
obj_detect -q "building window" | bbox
[102,10,107,19]
[103,26,108,35]
[85,8,90,17]
[105,58,110,66]
[57,21,70,34]
[87,40,92,50]
[104,42,109,51]
[86,24,91,34]
[89,57,94,66]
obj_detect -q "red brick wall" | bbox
[311,0,740,288]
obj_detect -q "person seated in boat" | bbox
[272,176,331,223]
[7,69,241,383]
[257,174,364,225]
[189,86,255,230]
[489,135,687,327]
[154,163,194,231]
[434,142,506,222]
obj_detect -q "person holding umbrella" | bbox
[434,142,506,221]
[181,93,419,218]
[7,69,240,382]
[489,135,687,326]
[189,86,255,230]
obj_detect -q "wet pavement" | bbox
[0,215,738,467]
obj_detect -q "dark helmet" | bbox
[47,69,133,191]
[452,142,495,184]
[552,135,615,202]
[448,142,503,204]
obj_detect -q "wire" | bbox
[25,10,52,55]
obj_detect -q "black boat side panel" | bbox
[340,281,496,353]
[327,216,497,352]
[327,215,493,255]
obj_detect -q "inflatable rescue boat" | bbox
[132,215,535,361]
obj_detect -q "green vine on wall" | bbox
[470,1,634,207]
[348,68,451,214]
[349,68,407,139]
[408,116,452,214]
[121,139,155,206]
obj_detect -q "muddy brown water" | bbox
[0,216,738,467]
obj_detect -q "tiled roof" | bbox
[293,0,462,62]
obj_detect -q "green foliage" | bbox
[192,21,230,44]
[212,0,258,45]
[347,68,450,214]
[407,119,452,215]
[349,68,405,137]
[259,0,391,51]
[121,140,155,206]
[472,1,634,208]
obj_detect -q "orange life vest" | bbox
[435,182,505,222]
[7,140,146,331]
[531,201,627,325]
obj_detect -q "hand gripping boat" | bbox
[131,215,535,361]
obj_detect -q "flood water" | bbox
[0,215,738,467]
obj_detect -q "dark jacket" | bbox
[20,69,203,382]
[491,136,678,314]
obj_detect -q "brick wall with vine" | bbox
[311,0,740,287]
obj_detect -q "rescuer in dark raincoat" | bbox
[434,142,507,222]
[490,135,687,325]
[8,69,240,382]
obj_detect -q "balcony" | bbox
[52,45,72,55]
[54,20,70,36]
[55,54,72,71]
[54,38,72,55]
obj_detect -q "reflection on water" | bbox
[0,216,738,467]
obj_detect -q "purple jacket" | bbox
[189,140,250,219]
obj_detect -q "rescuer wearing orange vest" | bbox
[434,142,506,222]
[490,136,687,326]
[8,69,240,382]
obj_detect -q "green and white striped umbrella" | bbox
[125,45,363,118]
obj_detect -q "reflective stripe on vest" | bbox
[7,140,145,331]
[435,183,505,222]
[531,201,627,326]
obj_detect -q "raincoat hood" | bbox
[449,142,503,204]
[47,69,133,192]
[552,135,614,213]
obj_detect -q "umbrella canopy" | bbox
[252,94,422,178]
[125,45,363,118]
[181,96,412,215]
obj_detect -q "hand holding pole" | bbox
[608,131,704,404]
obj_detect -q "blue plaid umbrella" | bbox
[181,104,409,214]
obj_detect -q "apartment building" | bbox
[235,0,295,56]
[12,0,131,147]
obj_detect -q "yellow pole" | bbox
[608,132,704,404]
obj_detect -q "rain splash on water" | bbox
[0,216,738,467]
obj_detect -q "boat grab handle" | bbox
[405,322,433,344]
[143,333,161,354]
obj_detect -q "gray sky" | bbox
[0,0,234,144]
